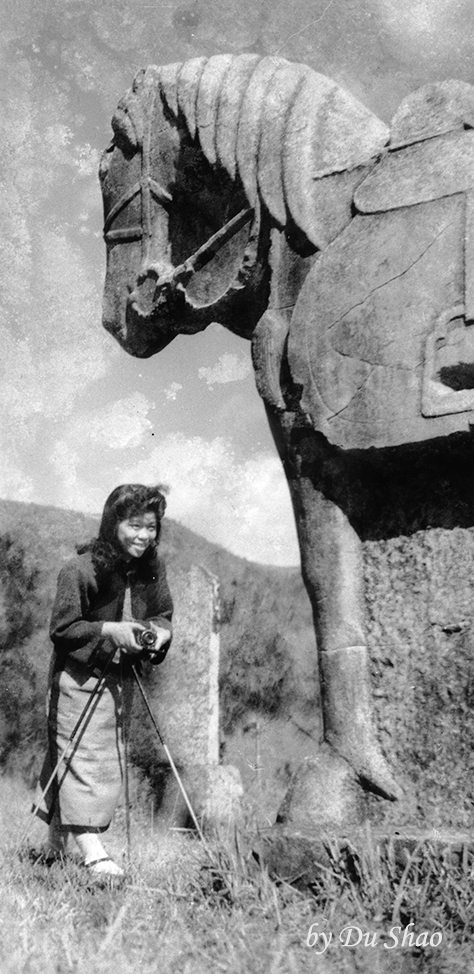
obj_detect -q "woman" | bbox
[34,484,173,878]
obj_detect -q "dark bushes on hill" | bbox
[0,535,47,781]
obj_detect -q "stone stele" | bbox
[144,565,243,829]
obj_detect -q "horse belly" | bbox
[288,196,472,449]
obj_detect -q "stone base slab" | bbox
[255,824,474,890]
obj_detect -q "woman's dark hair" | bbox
[79,484,167,577]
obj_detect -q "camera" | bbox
[137,627,169,664]
[137,629,157,649]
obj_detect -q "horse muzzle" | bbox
[123,262,189,353]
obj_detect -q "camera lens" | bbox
[139,629,157,648]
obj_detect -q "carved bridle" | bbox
[103,84,254,319]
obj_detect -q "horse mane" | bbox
[112,55,389,251]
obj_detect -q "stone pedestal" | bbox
[277,748,368,831]
[362,526,474,833]
[278,526,474,837]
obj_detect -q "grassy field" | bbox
[2,776,474,973]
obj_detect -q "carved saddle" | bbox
[288,81,474,450]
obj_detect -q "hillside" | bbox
[0,496,297,593]
[0,498,320,816]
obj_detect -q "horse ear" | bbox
[283,72,389,249]
[112,66,163,150]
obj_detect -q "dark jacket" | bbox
[50,549,173,673]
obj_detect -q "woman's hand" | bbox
[101,621,146,655]
[149,626,171,651]
[141,625,171,664]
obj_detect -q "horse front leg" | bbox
[287,472,402,802]
[252,309,401,802]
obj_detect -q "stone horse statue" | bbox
[100,54,474,815]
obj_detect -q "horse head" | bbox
[100,55,388,358]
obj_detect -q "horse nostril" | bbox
[127,275,160,319]
[137,261,175,287]
[137,265,160,287]
[126,259,186,324]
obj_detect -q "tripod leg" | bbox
[130,664,206,843]
[129,664,237,897]
[121,655,132,866]
[30,671,107,823]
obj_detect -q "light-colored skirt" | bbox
[34,656,133,832]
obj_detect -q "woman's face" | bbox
[116,510,157,559]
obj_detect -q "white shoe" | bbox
[84,857,125,880]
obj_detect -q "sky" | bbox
[2,0,474,565]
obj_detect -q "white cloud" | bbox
[49,437,108,513]
[83,394,154,450]
[44,123,73,156]
[0,459,34,503]
[164,382,183,401]
[372,0,474,64]
[375,0,452,36]
[118,433,300,565]
[43,395,155,510]
[50,440,80,500]
[198,353,252,388]
[0,231,112,425]
[73,143,100,177]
